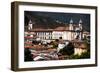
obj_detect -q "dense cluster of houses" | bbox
[24,19,90,61]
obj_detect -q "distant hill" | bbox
[24,11,90,32]
[25,13,67,29]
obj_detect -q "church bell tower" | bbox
[78,19,83,40]
[28,20,33,30]
[69,19,73,30]
[68,19,74,40]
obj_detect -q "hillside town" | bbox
[24,16,90,61]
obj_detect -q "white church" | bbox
[26,19,83,41]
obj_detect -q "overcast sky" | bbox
[25,11,90,24]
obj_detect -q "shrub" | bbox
[24,48,33,61]
[59,42,74,56]
[70,51,90,59]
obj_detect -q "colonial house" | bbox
[82,31,90,39]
